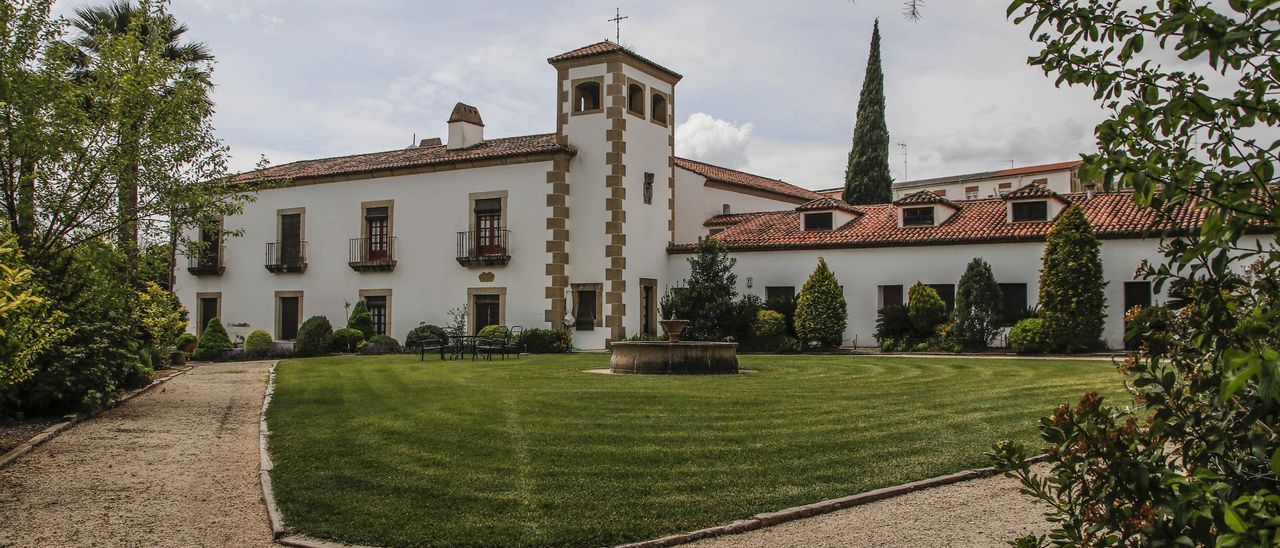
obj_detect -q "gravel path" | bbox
[0,361,276,548]
[690,468,1051,547]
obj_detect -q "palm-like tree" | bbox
[67,0,214,269]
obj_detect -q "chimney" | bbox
[419,137,442,147]
[446,103,484,150]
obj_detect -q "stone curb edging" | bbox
[258,361,377,548]
[0,366,195,470]
[615,454,1049,548]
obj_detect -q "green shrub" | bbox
[1124,305,1173,355]
[1038,205,1106,353]
[477,325,510,340]
[331,328,364,353]
[404,324,446,348]
[753,310,786,339]
[193,317,232,361]
[369,334,399,345]
[874,304,912,344]
[795,257,847,348]
[244,329,273,357]
[954,258,1004,350]
[295,316,333,357]
[176,332,197,350]
[519,328,571,353]
[138,281,186,349]
[764,294,797,337]
[347,300,374,339]
[359,335,401,355]
[907,282,947,338]
[672,237,739,341]
[777,336,803,354]
[1010,318,1051,354]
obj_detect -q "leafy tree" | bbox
[192,316,230,361]
[842,19,893,205]
[795,257,847,347]
[954,258,1004,350]
[136,280,185,349]
[347,299,374,339]
[1037,206,1105,353]
[992,1,1280,545]
[906,282,946,338]
[0,237,68,390]
[295,315,333,357]
[674,237,738,341]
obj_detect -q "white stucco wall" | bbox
[174,161,554,344]
[672,168,807,244]
[668,236,1173,350]
[893,168,1077,201]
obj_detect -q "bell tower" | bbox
[547,41,681,347]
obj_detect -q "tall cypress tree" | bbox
[842,19,893,205]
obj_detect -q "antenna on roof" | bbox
[896,142,908,180]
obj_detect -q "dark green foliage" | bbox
[245,329,274,357]
[727,294,764,344]
[842,19,893,205]
[875,304,912,344]
[347,300,374,339]
[137,243,172,290]
[295,316,333,357]
[907,283,947,338]
[404,324,446,348]
[672,238,738,341]
[1123,305,1173,355]
[175,332,197,350]
[993,3,1280,543]
[518,328,572,354]
[745,309,786,352]
[954,258,1004,350]
[794,257,847,348]
[369,335,399,346]
[764,294,797,337]
[359,335,401,355]
[1009,318,1051,354]
[193,317,231,361]
[1038,206,1106,353]
[476,325,510,340]
[331,328,364,353]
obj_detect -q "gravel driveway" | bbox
[690,468,1051,547]
[0,361,276,548]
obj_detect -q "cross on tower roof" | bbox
[608,7,628,42]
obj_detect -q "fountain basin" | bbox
[609,341,739,375]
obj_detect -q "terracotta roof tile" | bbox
[232,133,572,185]
[892,190,960,209]
[675,157,827,203]
[547,40,682,81]
[816,159,1086,193]
[672,191,1257,253]
[704,212,766,228]
[1003,183,1071,202]
[796,197,864,214]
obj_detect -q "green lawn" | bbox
[266,354,1126,547]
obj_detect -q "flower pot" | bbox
[170,351,187,366]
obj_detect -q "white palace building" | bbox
[176,41,1214,351]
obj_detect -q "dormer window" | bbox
[627,82,645,116]
[803,212,835,231]
[573,80,601,113]
[1011,200,1048,222]
[651,92,669,125]
[902,206,935,227]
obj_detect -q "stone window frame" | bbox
[359,199,395,239]
[649,89,670,127]
[274,290,304,341]
[570,76,604,116]
[625,77,646,119]
[276,207,306,242]
[467,287,506,335]
[468,190,509,232]
[195,291,221,336]
[359,288,392,337]
[639,278,658,335]
[570,282,604,329]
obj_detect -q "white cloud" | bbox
[675,113,754,169]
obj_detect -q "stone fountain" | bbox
[609,316,739,374]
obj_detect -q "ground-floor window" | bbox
[196,292,220,336]
[468,288,505,335]
[877,285,904,309]
[928,284,956,311]
[1123,281,1154,351]
[366,296,387,335]
[575,288,597,331]
[276,292,302,341]
[640,279,657,335]
[998,283,1028,326]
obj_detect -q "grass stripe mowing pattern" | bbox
[266,354,1125,547]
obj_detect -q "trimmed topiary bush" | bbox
[331,328,364,353]
[795,257,847,348]
[874,304,912,344]
[369,334,399,346]
[295,316,333,357]
[359,335,401,355]
[518,328,571,353]
[907,282,947,339]
[1010,318,1052,354]
[244,329,273,357]
[1038,205,1106,353]
[404,324,446,348]
[347,300,374,339]
[954,258,1004,350]
[753,309,785,339]
[476,325,510,340]
[176,332,197,353]
[193,317,232,361]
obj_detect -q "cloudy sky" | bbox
[55,0,1109,190]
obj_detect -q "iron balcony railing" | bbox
[186,246,225,276]
[349,236,397,271]
[265,241,307,273]
[456,229,511,267]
